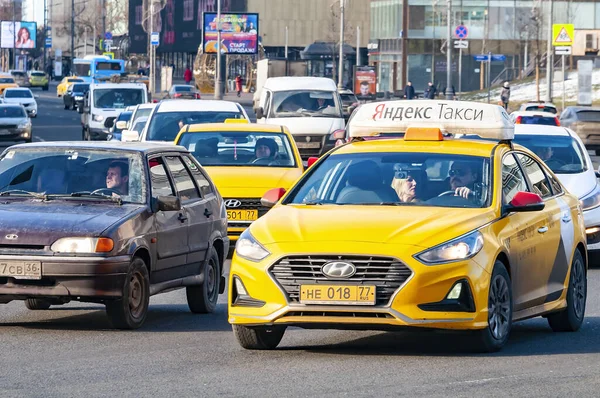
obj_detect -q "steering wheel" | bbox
[90,188,120,196]
[251,157,273,165]
[545,158,567,168]
[438,190,457,197]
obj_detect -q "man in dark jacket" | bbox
[425,82,437,99]
[500,82,510,110]
[404,81,415,99]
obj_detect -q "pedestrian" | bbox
[404,81,415,99]
[425,82,437,99]
[235,74,242,97]
[184,65,193,85]
[500,81,511,110]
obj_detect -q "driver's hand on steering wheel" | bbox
[455,187,471,199]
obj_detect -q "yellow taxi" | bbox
[57,76,84,97]
[0,74,18,94]
[174,121,304,243]
[228,100,588,352]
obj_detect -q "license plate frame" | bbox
[295,142,321,149]
[300,284,376,305]
[227,209,258,221]
[0,261,42,280]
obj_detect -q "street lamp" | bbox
[214,0,223,99]
[446,0,452,100]
[337,0,345,89]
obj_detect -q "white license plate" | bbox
[296,142,321,149]
[0,261,42,279]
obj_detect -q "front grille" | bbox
[286,311,393,319]
[0,125,17,129]
[270,255,413,306]
[293,135,325,158]
[223,197,269,218]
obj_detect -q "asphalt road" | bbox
[2,83,600,397]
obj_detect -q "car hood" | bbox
[266,117,344,136]
[555,168,596,198]
[3,98,35,105]
[252,205,496,247]
[0,201,145,246]
[204,167,303,198]
[0,117,27,125]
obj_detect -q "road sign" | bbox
[105,31,112,40]
[104,39,113,51]
[151,32,159,46]
[552,24,574,46]
[455,25,468,39]
[45,37,52,48]
[555,46,572,55]
[474,54,489,62]
[103,52,114,59]
[491,54,506,62]
[454,40,468,49]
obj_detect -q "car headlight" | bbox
[235,230,270,262]
[75,96,83,100]
[416,231,484,265]
[580,184,600,211]
[92,114,104,122]
[51,237,114,253]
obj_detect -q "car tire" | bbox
[475,261,512,352]
[24,298,51,310]
[186,246,220,314]
[105,257,150,330]
[233,325,286,350]
[547,249,586,332]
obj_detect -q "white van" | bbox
[80,82,148,140]
[254,77,345,158]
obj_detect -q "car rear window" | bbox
[31,72,45,77]
[525,106,557,114]
[11,72,25,77]
[175,86,193,92]
[516,116,558,126]
[575,110,600,122]
[0,78,15,84]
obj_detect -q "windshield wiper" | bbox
[0,190,47,200]
[68,191,122,204]
[303,199,327,205]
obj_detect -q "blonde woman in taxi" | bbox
[391,171,421,203]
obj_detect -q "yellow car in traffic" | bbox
[57,76,84,97]
[228,100,588,352]
[0,74,18,94]
[28,71,49,90]
[174,122,304,243]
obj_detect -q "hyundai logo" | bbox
[224,199,242,208]
[5,234,18,240]
[321,261,356,279]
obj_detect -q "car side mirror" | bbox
[156,195,181,212]
[121,129,140,142]
[104,118,115,128]
[261,188,286,208]
[307,157,319,168]
[596,171,600,179]
[115,120,128,130]
[505,191,545,213]
[255,106,264,119]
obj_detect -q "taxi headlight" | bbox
[579,184,600,211]
[235,230,270,262]
[416,231,484,265]
[51,237,114,253]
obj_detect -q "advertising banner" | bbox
[354,66,377,98]
[1,21,37,49]
[202,13,258,54]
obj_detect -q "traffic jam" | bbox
[0,69,592,354]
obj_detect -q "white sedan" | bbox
[514,124,600,258]
[2,87,38,118]
[511,110,560,126]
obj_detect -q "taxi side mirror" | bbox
[115,120,128,130]
[505,191,545,213]
[261,188,286,208]
[307,157,319,168]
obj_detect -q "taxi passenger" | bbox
[391,167,421,203]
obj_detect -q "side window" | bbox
[165,156,200,201]
[546,172,563,195]
[263,91,271,116]
[516,153,553,199]
[149,157,175,197]
[183,155,213,197]
[502,153,528,204]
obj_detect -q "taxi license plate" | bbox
[300,285,376,305]
[227,209,258,221]
[0,261,42,280]
[295,142,321,149]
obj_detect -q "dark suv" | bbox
[0,142,229,329]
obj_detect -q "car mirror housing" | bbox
[115,121,128,130]
[261,188,286,208]
[156,196,181,212]
[505,191,545,213]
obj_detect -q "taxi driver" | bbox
[449,161,478,199]
[106,161,129,195]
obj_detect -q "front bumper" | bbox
[0,254,130,303]
[228,241,491,331]
[0,127,31,141]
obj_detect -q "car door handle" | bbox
[538,226,548,234]
[178,213,188,222]
[204,208,212,218]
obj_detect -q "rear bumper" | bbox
[0,255,131,302]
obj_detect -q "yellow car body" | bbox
[228,100,588,352]
[29,72,49,89]
[57,77,84,97]
[174,123,304,242]
[0,74,18,94]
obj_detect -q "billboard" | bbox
[1,21,37,49]
[202,13,258,54]
[354,66,376,98]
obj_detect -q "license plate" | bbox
[300,284,376,305]
[296,142,321,149]
[0,261,42,280]
[227,209,258,221]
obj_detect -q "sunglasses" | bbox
[449,169,468,177]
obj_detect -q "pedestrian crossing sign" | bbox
[552,24,574,46]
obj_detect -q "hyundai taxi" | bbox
[174,121,304,243]
[228,100,588,352]
[57,76,84,97]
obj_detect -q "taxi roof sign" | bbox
[224,118,249,124]
[348,100,514,140]
[404,127,443,141]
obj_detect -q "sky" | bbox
[22,0,45,26]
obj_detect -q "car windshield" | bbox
[285,152,491,208]
[146,111,245,141]
[68,79,83,83]
[513,135,587,174]
[72,84,89,92]
[117,111,132,122]
[179,131,297,167]
[93,88,145,109]
[0,78,14,83]
[575,110,600,122]
[5,90,32,98]
[516,116,558,126]
[11,72,25,77]
[0,107,26,118]
[340,93,357,103]
[31,72,45,77]
[174,86,193,92]
[134,108,153,120]
[132,120,147,132]
[0,148,146,203]
[270,90,343,118]
[525,105,557,114]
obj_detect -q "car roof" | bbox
[8,141,189,155]
[90,82,146,89]
[264,76,337,91]
[511,111,557,117]
[514,124,571,137]
[566,106,600,112]
[137,103,156,109]
[156,99,241,113]
[4,87,31,91]
[185,123,284,133]
[522,101,556,106]
[0,103,26,108]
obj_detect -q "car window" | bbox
[516,153,553,199]
[502,153,528,204]
[0,78,14,83]
[516,116,558,126]
[575,110,600,122]
[165,156,200,201]
[182,155,213,197]
[149,157,175,197]
[175,86,193,92]
[31,72,45,77]
[270,90,343,118]
[512,134,586,174]
[5,90,32,98]
[146,110,246,141]
[546,172,563,195]
[524,105,557,114]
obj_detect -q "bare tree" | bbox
[529,1,544,101]
[325,0,355,86]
